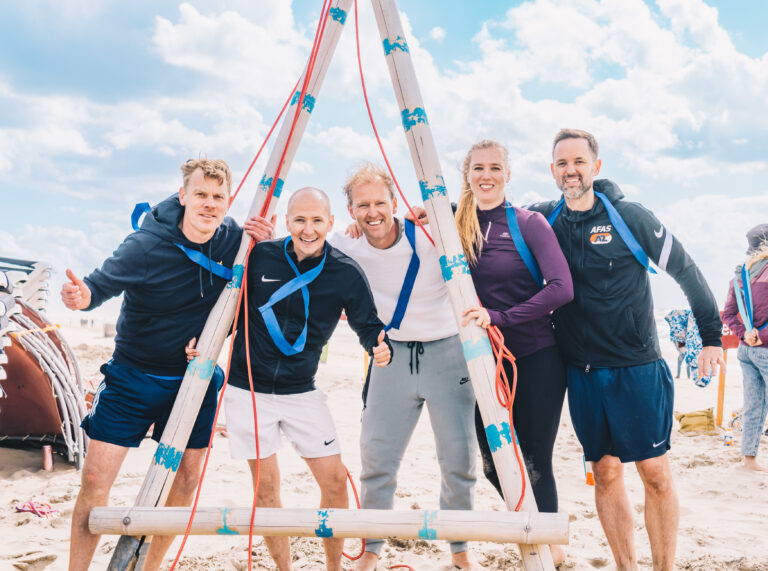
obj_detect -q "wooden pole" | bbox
[716,350,728,427]
[108,2,354,569]
[369,1,552,569]
[92,507,570,545]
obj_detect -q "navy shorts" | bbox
[567,359,674,463]
[82,360,223,449]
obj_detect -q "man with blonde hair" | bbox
[62,158,253,570]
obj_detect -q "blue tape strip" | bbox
[290,91,316,114]
[462,338,492,361]
[226,264,244,290]
[153,443,183,472]
[259,175,285,198]
[401,107,428,131]
[383,35,409,55]
[329,6,347,24]
[216,507,240,535]
[439,253,470,282]
[418,510,437,540]
[484,422,513,452]
[315,509,334,537]
[418,178,447,201]
[188,357,215,381]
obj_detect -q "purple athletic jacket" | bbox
[471,204,574,358]
[723,263,768,347]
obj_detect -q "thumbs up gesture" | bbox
[372,330,391,367]
[61,269,92,311]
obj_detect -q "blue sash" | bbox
[131,202,234,281]
[547,191,657,274]
[504,203,543,288]
[384,219,420,331]
[735,264,768,331]
[258,238,327,356]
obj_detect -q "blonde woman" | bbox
[457,140,573,563]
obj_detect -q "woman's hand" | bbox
[185,337,200,362]
[462,307,491,329]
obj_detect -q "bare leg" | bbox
[248,455,292,571]
[636,454,679,571]
[304,455,349,571]
[354,552,379,571]
[592,455,637,570]
[451,550,484,569]
[68,440,130,571]
[142,448,207,571]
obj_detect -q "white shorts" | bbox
[223,386,341,460]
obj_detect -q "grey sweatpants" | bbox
[360,335,477,555]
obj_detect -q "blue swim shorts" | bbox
[82,360,223,449]
[567,359,674,463]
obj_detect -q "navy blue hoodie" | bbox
[83,194,241,376]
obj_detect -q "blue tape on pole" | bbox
[315,509,334,537]
[383,35,409,55]
[329,6,347,24]
[418,510,437,540]
[153,443,183,472]
[401,107,428,131]
[226,264,244,290]
[484,422,513,452]
[216,507,240,535]
[418,178,447,201]
[290,91,316,114]
[259,174,285,198]
[439,253,470,282]
[462,338,492,361]
[188,357,215,381]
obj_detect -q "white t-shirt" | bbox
[329,219,458,342]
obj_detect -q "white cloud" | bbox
[429,26,445,42]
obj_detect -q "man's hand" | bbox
[744,329,763,346]
[244,214,277,243]
[404,206,428,224]
[462,306,491,329]
[372,330,391,367]
[345,222,363,240]
[698,346,725,380]
[61,269,91,311]
[185,337,199,363]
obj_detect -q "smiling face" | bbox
[467,146,510,210]
[178,168,229,243]
[551,137,602,200]
[347,180,398,249]
[286,188,334,262]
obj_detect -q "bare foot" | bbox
[743,456,768,472]
[354,552,379,571]
[452,550,484,570]
[550,544,566,567]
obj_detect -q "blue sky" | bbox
[2,0,767,320]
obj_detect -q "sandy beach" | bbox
[1,320,767,570]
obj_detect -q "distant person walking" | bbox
[722,223,768,472]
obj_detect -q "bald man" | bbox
[222,187,391,571]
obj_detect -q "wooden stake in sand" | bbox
[92,507,570,545]
[370,1,553,568]
[107,2,354,569]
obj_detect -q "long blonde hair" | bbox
[455,140,510,265]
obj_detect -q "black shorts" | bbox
[567,359,674,463]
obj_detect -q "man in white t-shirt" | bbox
[331,163,479,571]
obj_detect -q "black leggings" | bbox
[474,344,566,513]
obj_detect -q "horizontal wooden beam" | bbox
[91,507,569,545]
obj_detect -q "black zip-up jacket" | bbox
[228,238,388,395]
[83,195,241,376]
[528,179,722,369]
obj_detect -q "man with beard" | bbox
[529,129,724,571]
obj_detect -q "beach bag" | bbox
[674,408,718,435]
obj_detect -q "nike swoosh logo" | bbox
[324,439,335,446]
[654,226,664,239]
[261,276,280,282]
[652,440,665,448]
[459,377,470,385]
